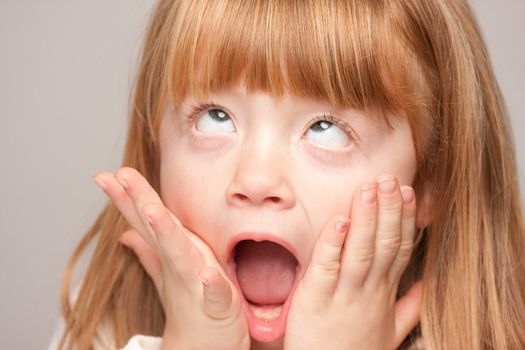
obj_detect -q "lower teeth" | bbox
[250,304,283,322]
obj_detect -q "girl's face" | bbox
[158,83,417,343]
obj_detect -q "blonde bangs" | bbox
[164,0,433,119]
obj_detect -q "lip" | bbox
[227,232,302,343]
[227,232,300,263]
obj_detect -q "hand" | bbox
[94,167,250,350]
[284,174,422,350]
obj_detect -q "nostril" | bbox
[269,197,281,203]
[234,193,248,201]
[232,193,282,204]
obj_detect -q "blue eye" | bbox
[305,120,352,149]
[195,108,235,133]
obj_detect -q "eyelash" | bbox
[185,102,361,145]
[307,114,361,145]
[185,102,223,129]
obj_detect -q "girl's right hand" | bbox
[94,167,250,350]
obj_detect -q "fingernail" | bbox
[401,187,414,204]
[361,184,376,203]
[377,176,396,194]
[141,209,154,225]
[199,269,210,287]
[115,174,128,189]
[93,177,107,191]
[335,218,350,233]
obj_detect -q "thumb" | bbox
[199,266,234,320]
[119,229,163,291]
[394,280,423,348]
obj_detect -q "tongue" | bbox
[235,240,298,305]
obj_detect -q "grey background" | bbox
[0,1,523,348]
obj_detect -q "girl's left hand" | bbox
[94,167,250,350]
[284,175,422,350]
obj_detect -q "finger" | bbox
[142,202,204,282]
[301,215,349,303]
[338,183,377,291]
[367,175,404,283]
[393,281,422,348]
[388,186,417,283]
[113,167,201,247]
[113,167,167,246]
[199,266,234,320]
[114,167,163,206]
[119,229,163,292]
[93,172,153,246]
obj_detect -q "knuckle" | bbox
[350,246,375,263]
[323,237,344,250]
[379,200,403,214]
[377,234,401,254]
[204,300,232,320]
[315,259,341,275]
[396,240,415,258]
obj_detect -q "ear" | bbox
[416,180,434,228]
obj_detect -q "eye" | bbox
[305,117,353,149]
[194,108,235,133]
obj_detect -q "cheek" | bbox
[293,164,360,245]
[161,163,199,222]
[297,153,417,245]
[159,152,221,243]
[158,111,215,235]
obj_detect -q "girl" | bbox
[55,0,525,349]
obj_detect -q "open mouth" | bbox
[230,238,300,342]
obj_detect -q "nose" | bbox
[226,156,296,209]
